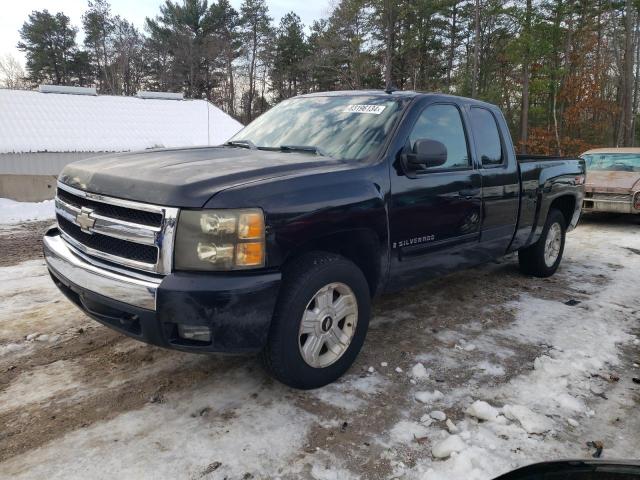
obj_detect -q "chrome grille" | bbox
[55,182,179,274]
[57,188,163,227]
[57,214,159,264]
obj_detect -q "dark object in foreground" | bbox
[494,460,640,479]
[44,90,586,389]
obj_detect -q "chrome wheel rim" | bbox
[544,222,562,267]
[298,282,358,368]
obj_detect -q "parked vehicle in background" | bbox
[44,90,586,389]
[581,148,640,214]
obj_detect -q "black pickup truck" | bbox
[44,90,585,388]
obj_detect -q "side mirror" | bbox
[405,139,448,169]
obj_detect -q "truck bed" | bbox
[516,154,570,163]
[509,155,586,252]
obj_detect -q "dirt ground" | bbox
[0,220,52,267]
[0,215,638,479]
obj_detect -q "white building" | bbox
[0,86,243,201]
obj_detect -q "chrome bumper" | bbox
[44,231,161,310]
[582,199,638,214]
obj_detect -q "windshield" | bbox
[582,153,640,172]
[228,95,405,160]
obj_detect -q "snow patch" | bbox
[430,411,447,422]
[414,390,444,405]
[0,342,25,356]
[386,224,640,479]
[1,369,315,479]
[310,462,358,480]
[446,418,458,433]
[476,360,505,376]
[465,400,499,422]
[389,420,429,444]
[312,373,386,411]
[0,198,54,224]
[432,434,466,459]
[0,360,84,414]
[410,362,429,379]
[502,404,553,434]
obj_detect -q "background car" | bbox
[581,148,640,215]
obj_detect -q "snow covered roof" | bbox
[0,88,243,154]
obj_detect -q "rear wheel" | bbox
[518,208,566,277]
[261,252,370,389]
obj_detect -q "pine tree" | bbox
[271,13,309,100]
[239,0,273,122]
[18,10,88,86]
[83,0,117,93]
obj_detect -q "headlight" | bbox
[175,209,265,271]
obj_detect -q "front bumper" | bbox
[44,228,281,353]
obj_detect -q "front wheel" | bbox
[261,252,371,389]
[518,208,567,277]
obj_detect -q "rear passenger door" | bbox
[468,107,520,257]
[388,101,482,287]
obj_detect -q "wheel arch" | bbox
[549,194,577,227]
[281,229,384,297]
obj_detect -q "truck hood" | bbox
[585,170,640,194]
[58,146,353,207]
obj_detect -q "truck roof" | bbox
[297,89,499,109]
[299,89,421,98]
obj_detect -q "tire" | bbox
[518,208,567,278]
[261,252,371,389]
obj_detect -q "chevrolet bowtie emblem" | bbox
[76,207,96,233]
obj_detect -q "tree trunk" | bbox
[446,2,458,92]
[618,0,635,146]
[227,53,235,116]
[247,25,258,122]
[472,0,480,98]
[520,0,532,153]
[632,13,640,146]
[553,85,562,155]
[383,0,394,90]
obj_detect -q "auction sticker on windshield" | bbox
[343,104,386,114]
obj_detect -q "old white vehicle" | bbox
[581,148,640,215]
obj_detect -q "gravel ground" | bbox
[0,215,638,479]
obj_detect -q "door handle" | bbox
[458,188,480,199]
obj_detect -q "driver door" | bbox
[388,102,482,288]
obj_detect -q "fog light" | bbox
[177,325,211,342]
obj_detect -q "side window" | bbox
[470,107,503,166]
[408,104,470,170]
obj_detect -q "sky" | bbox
[0,0,333,66]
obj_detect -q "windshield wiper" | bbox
[279,145,329,157]
[225,139,257,150]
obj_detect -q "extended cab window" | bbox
[227,96,405,161]
[408,104,470,169]
[470,107,503,166]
